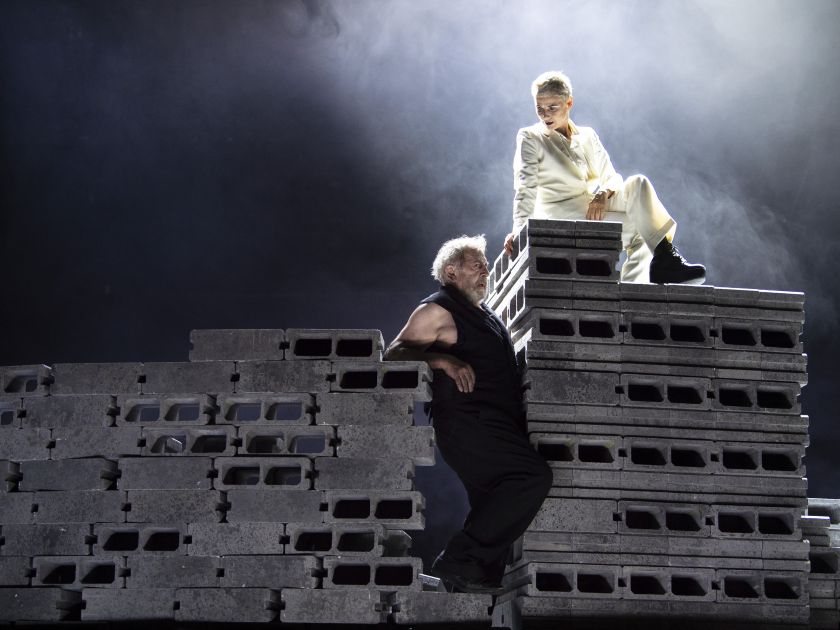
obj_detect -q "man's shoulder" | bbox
[517,123,546,138]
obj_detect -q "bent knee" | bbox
[626,174,651,189]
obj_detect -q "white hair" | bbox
[531,70,573,100]
[431,234,487,285]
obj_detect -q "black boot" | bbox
[649,239,706,285]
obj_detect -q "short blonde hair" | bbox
[531,70,573,100]
[431,235,487,285]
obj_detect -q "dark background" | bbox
[1,0,838,570]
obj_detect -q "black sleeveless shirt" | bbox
[422,284,523,418]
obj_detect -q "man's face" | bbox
[535,93,572,133]
[447,249,490,305]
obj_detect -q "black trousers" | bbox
[432,402,552,581]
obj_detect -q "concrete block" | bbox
[330,360,432,400]
[314,456,414,490]
[52,426,142,459]
[1,523,89,556]
[238,425,336,457]
[525,369,619,405]
[323,490,425,530]
[21,394,114,428]
[323,556,422,590]
[0,556,30,585]
[337,425,434,465]
[119,456,213,490]
[33,555,124,588]
[286,522,389,556]
[623,565,717,602]
[0,587,82,622]
[189,328,285,361]
[19,458,118,491]
[530,433,621,469]
[0,427,51,461]
[126,489,223,523]
[519,308,622,344]
[216,392,315,425]
[0,492,34,523]
[809,498,840,524]
[316,391,414,426]
[115,393,216,425]
[623,313,714,348]
[126,555,219,588]
[811,609,840,629]
[616,501,710,537]
[140,425,235,456]
[0,364,52,397]
[213,455,312,490]
[806,578,836,598]
[220,554,319,588]
[0,396,21,428]
[716,568,808,605]
[140,361,236,394]
[82,587,176,621]
[175,587,281,622]
[1,458,19,491]
[516,336,622,364]
[50,362,141,395]
[281,588,386,624]
[394,591,494,624]
[713,379,801,413]
[34,490,125,524]
[236,359,331,393]
[530,498,618,533]
[224,488,323,523]
[187,522,285,555]
[715,318,803,353]
[620,374,711,410]
[92,523,189,555]
[286,328,385,361]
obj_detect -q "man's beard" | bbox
[462,283,488,305]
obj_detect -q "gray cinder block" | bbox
[0,428,51,461]
[323,490,425,530]
[34,490,125,524]
[187,522,285,556]
[0,364,52,397]
[323,556,422,591]
[19,458,118,491]
[115,393,216,426]
[51,426,142,459]
[393,591,495,624]
[336,425,435,465]
[140,425,236,456]
[82,587,176,621]
[1,523,89,556]
[286,328,385,361]
[809,498,840,524]
[238,425,336,457]
[0,492,34,523]
[285,522,389,556]
[315,392,414,426]
[119,457,213,490]
[0,587,81,622]
[21,394,113,429]
[224,488,323,523]
[32,555,124,588]
[189,329,285,362]
[140,361,236,395]
[525,369,619,405]
[92,523,188,556]
[126,555,219,588]
[126,489,223,523]
[0,556,30,586]
[216,392,315,425]
[280,587,383,625]
[220,555,319,588]
[1,458,19,491]
[175,587,281,623]
[50,362,141,395]
[330,361,432,400]
[236,360,331,393]
[620,374,712,410]
[531,499,618,533]
[213,456,312,490]
[313,457,414,490]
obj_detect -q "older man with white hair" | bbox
[504,70,706,284]
[384,234,552,594]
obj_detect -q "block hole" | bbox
[724,577,759,598]
[577,573,613,593]
[265,465,302,486]
[382,371,419,389]
[375,565,413,586]
[144,530,181,551]
[191,434,228,453]
[536,256,572,275]
[756,389,793,410]
[721,327,756,346]
[758,514,794,536]
[807,506,840,524]
[336,339,374,358]
[4,374,38,393]
[761,329,795,349]
[670,324,705,343]
[670,448,705,468]
[223,466,260,485]
[764,578,799,600]
[722,450,757,470]
[295,531,332,552]
[150,435,186,454]
[293,338,332,357]
[102,530,139,551]
[126,404,161,423]
[539,318,574,337]
[333,499,371,519]
[718,388,752,407]
[576,258,612,277]
[165,403,200,422]
[671,576,706,596]
[578,320,615,338]
[289,435,327,454]
[339,372,378,389]
[226,403,261,422]
[625,509,661,530]
[578,444,614,463]
[667,386,703,405]
[267,402,303,422]
[761,451,797,472]
[630,322,666,341]
[627,383,663,403]
[630,575,666,595]
[718,513,754,534]
[247,435,285,454]
[666,511,701,532]
[81,563,116,584]
[630,446,666,466]
[0,408,14,426]
[332,564,370,585]
[337,532,375,552]
[375,499,414,520]
[537,442,573,462]
[535,572,572,592]
[810,552,839,574]
[41,563,76,584]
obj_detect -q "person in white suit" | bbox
[503,70,705,284]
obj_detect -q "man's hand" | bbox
[435,355,477,393]
[503,232,515,257]
[586,189,615,221]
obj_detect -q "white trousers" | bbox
[536,174,676,283]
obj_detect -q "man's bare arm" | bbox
[384,302,477,393]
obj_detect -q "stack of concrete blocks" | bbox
[0,330,491,625]
[486,219,813,628]
[805,499,840,628]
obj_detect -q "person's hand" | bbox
[503,232,515,257]
[586,189,615,221]
[438,356,476,393]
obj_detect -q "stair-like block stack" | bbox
[487,219,812,628]
[805,499,840,628]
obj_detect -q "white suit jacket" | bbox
[512,120,624,230]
